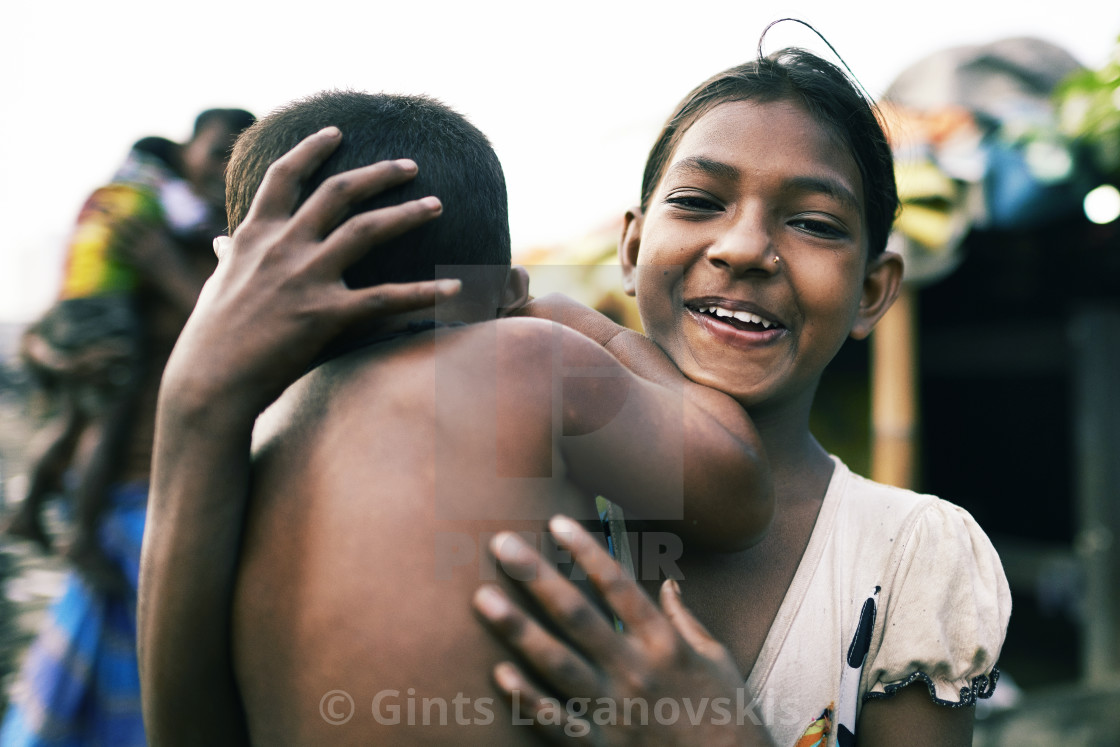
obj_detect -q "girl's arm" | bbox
[856,685,974,746]
[138,128,455,745]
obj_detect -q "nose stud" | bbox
[772,256,780,264]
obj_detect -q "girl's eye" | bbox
[790,216,848,239]
[666,194,721,212]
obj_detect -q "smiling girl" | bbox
[476,47,1012,746]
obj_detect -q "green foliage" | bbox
[1056,35,1120,179]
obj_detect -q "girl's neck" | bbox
[748,396,835,506]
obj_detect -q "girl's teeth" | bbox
[732,310,761,325]
[702,306,775,329]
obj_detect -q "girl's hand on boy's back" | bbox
[474,515,774,746]
[163,126,460,422]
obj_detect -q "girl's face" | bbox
[621,99,900,414]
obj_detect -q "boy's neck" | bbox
[345,307,458,339]
[317,298,500,366]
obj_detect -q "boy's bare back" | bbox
[236,318,629,744]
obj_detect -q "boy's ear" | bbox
[618,208,643,297]
[498,265,532,316]
[850,251,904,340]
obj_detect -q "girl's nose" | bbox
[705,211,778,275]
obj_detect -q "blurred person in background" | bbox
[1,107,254,747]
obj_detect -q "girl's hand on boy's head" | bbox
[164,127,460,417]
[474,515,772,746]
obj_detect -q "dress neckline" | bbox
[744,455,848,689]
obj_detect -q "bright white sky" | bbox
[2,0,1117,321]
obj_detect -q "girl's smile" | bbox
[686,299,786,345]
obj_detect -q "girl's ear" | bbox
[850,251,904,340]
[618,208,644,297]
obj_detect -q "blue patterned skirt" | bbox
[1,482,148,746]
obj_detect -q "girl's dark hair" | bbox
[640,46,899,258]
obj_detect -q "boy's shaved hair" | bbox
[226,91,511,289]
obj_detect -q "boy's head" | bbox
[640,48,898,260]
[226,91,511,303]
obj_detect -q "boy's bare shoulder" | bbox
[250,316,616,460]
[489,315,623,367]
[389,316,614,383]
[251,317,586,441]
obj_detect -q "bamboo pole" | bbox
[871,285,919,489]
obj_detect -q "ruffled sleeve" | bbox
[861,498,1012,706]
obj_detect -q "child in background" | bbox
[6,109,255,591]
[0,108,254,747]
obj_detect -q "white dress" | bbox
[743,457,1012,746]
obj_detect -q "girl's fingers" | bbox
[212,236,232,261]
[338,279,461,325]
[472,584,603,700]
[318,195,442,274]
[293,158,424,239]
[245,127,343,223]
[659,578,735,666]
[491,662,596,745]
[545,515,669,640]
[487,532,625,665]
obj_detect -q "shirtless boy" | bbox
[138,91,772,745]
